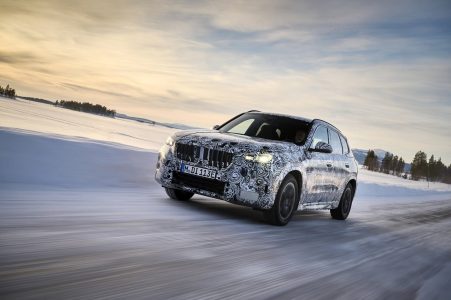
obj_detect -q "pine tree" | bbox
[0,84,16,98]
[428,155,435,181]
[391,155,398,175]
[444,164,451,184]
[431,157,446,182]
[363,150,379,171]
[411,151,428,180]
[363,150,370,168]
[381,152,392,174]
[396,157,405,176]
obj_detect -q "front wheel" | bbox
[330,183,354,220]
[165,188,194,201]
[264,174,299,226]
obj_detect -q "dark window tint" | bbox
[311,126,328,148]
[339,134,349,154]
[328,129,343,154]
[220,113,310,145]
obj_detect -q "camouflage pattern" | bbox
[155,119,358,211]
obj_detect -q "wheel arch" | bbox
[270,166,305,209]
[348,179,357,197]
[287,170,302,199]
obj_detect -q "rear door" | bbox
[339,133,356,184]
[327,129,346,202]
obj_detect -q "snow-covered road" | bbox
[1,184,451,300]
[1,99,451,299]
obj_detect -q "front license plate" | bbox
[180,163,219,180]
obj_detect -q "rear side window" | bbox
[328,129,343,154]
[339,134,350,154]
[311,126,328,148]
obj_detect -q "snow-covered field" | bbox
[0,97,176,151]
[1,98,450,299]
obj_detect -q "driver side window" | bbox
[311,126,328,148]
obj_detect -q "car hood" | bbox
[173,129,301,154]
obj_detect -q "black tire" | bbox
[330,183,354,220]
[264,174,299,226]
[165,188,194,201]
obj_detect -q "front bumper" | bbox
[155,145,275,209]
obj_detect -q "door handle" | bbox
[326,162,333,168]
[345,164,350,168]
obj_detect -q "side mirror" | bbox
[212,125,220,130]
[309,141,333,154]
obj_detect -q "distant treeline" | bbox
[55,100,116,117]
[364,149,451,184]
[364,150,406,176]
[410,151,451,183]
[2,83,115,118]
[19,96,54,105]
[0,84,16,98]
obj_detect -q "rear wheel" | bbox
[264,174,299,226]
[330,183,354,220]
[165,188,194,201]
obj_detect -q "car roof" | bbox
[246,111,312,123]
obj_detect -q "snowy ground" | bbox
[0,97,176,151]
[1,98,451,299]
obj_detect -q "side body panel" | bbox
[298,121,358,210]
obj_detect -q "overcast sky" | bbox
[1,0,450,163]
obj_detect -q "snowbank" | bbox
[0,129,157,189]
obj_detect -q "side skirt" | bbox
[298,202,334,210]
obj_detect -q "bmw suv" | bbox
[155,111,358,225]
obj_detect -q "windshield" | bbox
[219,113,311,145]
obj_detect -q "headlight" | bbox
[245,153,273,164]
[166,135,175,146]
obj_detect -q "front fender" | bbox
[268,150,308,209]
